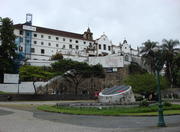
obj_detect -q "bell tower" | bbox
[83,27,93,40]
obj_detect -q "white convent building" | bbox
[13,14,140,67]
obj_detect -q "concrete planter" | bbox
[98,85,135,104]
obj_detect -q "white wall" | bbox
[28,55,88,66]
[0,82,45,94]
[27,60,55,66]
[15,28,95,60]
[121,43,130,54]
[89,56,124,68]
[112,45,120,54]
[131,49,139,56]
[64,55,88,62]
[96,34,112,55]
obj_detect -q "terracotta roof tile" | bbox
[14,24,94,41]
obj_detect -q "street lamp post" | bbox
[154,47,166,127]
[156,70,166,127]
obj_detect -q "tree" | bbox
[51,52,63,60]
[124,73,169,98]
[19,65,56,94]
[128,62,147,74]
[51,59,105,95]
[91,64,105,78]
[52,59,89,95]
[173,53,180,87]
[162,39,180,88]
[140,40,158,73]
[0,17,17,82]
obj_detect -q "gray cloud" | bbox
[1,0,180,48]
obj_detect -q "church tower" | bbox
[83,27,93,40]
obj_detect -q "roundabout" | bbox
[0,101,180,132]
[37,103,180,116]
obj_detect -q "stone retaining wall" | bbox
[38,67,129,95]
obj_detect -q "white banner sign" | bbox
[23,25,36,31]
[4,74,19,84]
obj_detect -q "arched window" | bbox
[125,55,129,61]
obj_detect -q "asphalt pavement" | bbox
[0,101,180,132]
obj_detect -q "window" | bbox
[69,39,72,42]
[20,37,23,42]
[48,36,51,39]
[56,44,59,47]
[56,37,59,40]
[62,45,65,49]
[31,48,35,53]
[76,45,79,50]
[41,42,44,45]
[41,35,44,38]
[103,44,106,50]
[99,44,101,49]
[26,32,29,36]
[48,43,51,46]
[69,44,72,49]
[125,55,129,61]
[34,34,37,37]
[26,40,30,43]
[75,40,78,43]
[63,38,65,41]
[20,30,23,35]
[34,41,37,44]
[108,46,111,51]
[89,42,92,45]
[41,49,45,54]
[19,46,23,51]
[84,41,86,44]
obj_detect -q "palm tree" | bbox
[140,40,158,73]
[162,39,180,88]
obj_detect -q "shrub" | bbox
[175,70,180,86]
[135,96,144,101]
[139,100,149,107]
[51,53,63,60]
[124,73,169,96]
[173,94,179,99]
[163,101,172,107]
[128,62,147,74]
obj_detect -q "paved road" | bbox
[33,110,180,129]
[0,102,180,132]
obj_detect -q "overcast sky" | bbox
[1,0,180,48]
